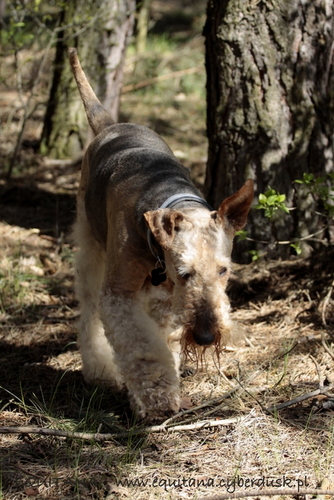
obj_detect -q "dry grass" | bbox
[1,2,334,499]
[1,193,334,500]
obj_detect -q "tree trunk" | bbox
[136,0,152,54]
[0,0,6,21]
[40,0,135,159]
[204,0,334,260]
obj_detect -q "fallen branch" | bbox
[266,384,334,413]
[197,489,334,500]
[0,417,241,442]
[121,66,201,93]
[0,426,111,441]
[2,386,333,441]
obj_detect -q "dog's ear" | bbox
[216,179,254,234]
[144,209,184,250]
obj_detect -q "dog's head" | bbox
[144,180,254,358]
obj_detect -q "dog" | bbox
[68,48,254,421]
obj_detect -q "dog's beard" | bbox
[180,315,225,367]
[170,289,235,367]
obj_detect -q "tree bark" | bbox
[40,0,135,159]
[204,0,334,260]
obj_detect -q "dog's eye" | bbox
[178,272,192,281]
[219,266,227,276]
[182,273,192,281]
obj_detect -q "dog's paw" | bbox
[179,396,193,410]
[129,386,180,423]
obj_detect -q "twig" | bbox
[321,279,334,327]
[43,157,82,167]
[309,354,325,389]
[266,385,334,413]
[274,340,299,359]
[321,329,334,360]
[161,388,241,427]
[0,418,242,442]
[232,377,268,413]
[322,334,334,360]
[121,66,202,93]
[217,366,237,388]
[197,489,334,500]
[320,279,334,360]
[243,227,330,246]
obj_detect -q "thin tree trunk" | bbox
[0,0,6,22]
[136,0,151,54]
[40,0,135,159]
[204,0,334,260]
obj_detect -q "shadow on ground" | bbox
[0,182,76,237]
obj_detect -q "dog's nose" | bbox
[192,308,216,346]
[193,330,215,346]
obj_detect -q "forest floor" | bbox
[1,1,334,499]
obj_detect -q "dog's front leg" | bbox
[100,289,180,421]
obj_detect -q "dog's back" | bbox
[83,122,196,245]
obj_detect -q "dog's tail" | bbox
[68,48,114,136]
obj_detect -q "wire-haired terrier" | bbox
[69,48,254,421]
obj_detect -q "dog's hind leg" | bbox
[73,208,124,388]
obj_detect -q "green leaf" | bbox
[265,188,276,197]
[249,250,260,261]
[266,195,278,205]
[235,230,247,241]
[258,193,267,204]
[303,173,314,184]
[290,242,302,255]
